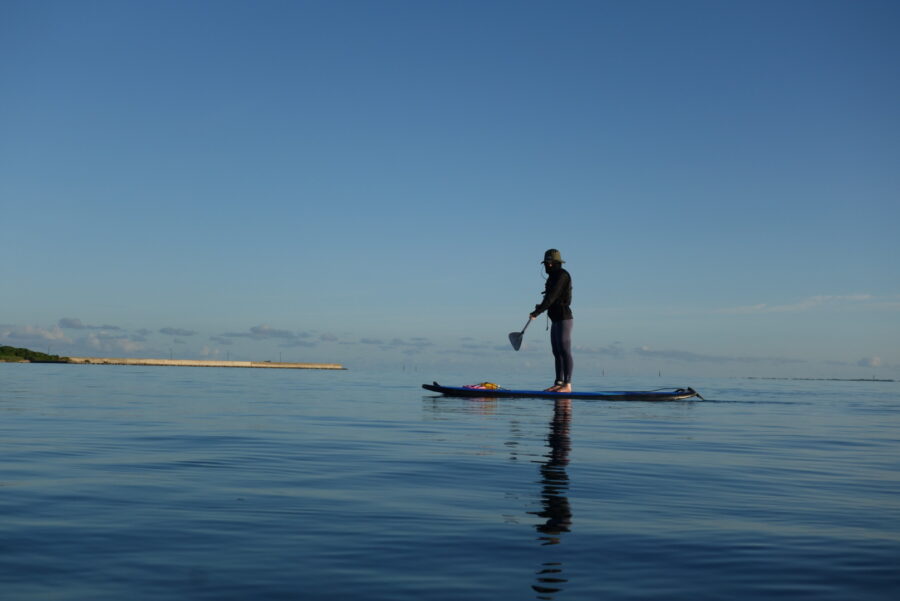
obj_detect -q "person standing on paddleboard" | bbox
[530,249,574,393]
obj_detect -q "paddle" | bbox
[509,319,532,351]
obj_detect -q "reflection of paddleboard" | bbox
[422,382,703,401]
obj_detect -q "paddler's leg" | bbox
[549,320,565,391]
[556,319,573,392]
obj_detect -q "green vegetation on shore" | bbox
[0,346,69,363]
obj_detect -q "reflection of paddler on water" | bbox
[532,399,573,543]
[419,391,575,598]
[530,399,572,598]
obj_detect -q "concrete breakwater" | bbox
[67,357,346,370]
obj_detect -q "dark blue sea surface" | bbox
[1,364,898,600]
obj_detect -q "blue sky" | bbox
[2,0,898,378]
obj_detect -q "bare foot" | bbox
[544,385,561,392]
[555,384,572,393]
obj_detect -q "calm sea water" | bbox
[1,364,898,600]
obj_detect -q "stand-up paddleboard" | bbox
[422,382,703,401]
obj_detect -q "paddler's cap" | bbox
[542,249,565,264]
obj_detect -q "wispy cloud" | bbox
[2,324,146,356]
[388,337,434,356]
[160,327,197,337]
[59,318,122,330]
[635,346,805,365]
[223,325,298,340]
[858,356,882,368]
[1,325,70,346]
[390,338,433,349]
[281,339,317,348]
[718,294,873,315]
[218,325,320,348]
[84,332,144,354]
[356,337,434,355]
[248,325,295,339]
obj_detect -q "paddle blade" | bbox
[509,331,524,351]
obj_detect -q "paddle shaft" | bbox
[520,319,532,335]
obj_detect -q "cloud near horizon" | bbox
[857,356,882,368]
[390,338,433,348]
[84,332,144,354]
[222,325,307,340]
[718,294,873,315]
[280,339,317,348]
[634,346,806,365]
[0,325,148,356]
[160,327,197,337]
[1,325,70,346]
[59,318,122,331]
[357,337,434,355]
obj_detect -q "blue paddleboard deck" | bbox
[422,382,702,401]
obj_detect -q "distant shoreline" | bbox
[745,376,894,383]
[65,357,346,370]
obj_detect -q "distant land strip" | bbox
[745,376,894,383]
[67,357,346,370]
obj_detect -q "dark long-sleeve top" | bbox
[531,267,573,322]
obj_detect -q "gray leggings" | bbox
[551,319,573,385]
